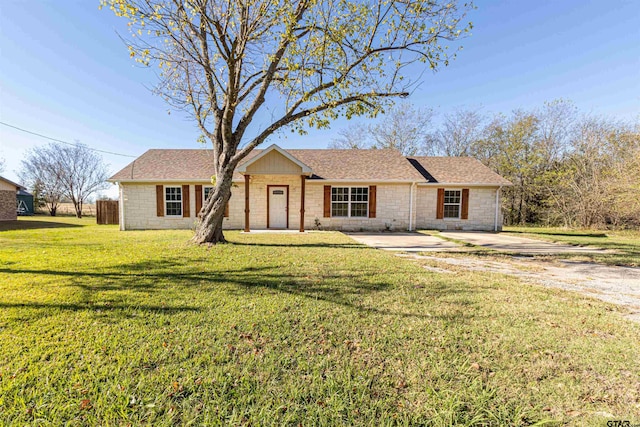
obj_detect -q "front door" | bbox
[268,186,288,228]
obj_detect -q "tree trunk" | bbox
[192,163,235,244]
[72,197,83,218]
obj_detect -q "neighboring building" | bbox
[108,145,511,232]
[17,189,34,215]
[0,176,23,221]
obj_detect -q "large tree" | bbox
[104,0,472,243]
[20,143,109,218]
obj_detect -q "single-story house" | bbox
[108,145,511,232]
[0,176,24,221]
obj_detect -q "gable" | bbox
[245,150,303,175]
[0,177,21,191]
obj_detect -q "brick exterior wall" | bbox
[304,182,412,231]
[415,186,502,231]
[0,190,17,221]
[120,178,415,231]
[119,180,502,231]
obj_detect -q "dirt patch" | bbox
[399,253,640,323]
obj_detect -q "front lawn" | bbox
[1,217,639,425]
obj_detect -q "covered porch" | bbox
[237,145,312,232]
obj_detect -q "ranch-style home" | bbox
[108,144,511,232]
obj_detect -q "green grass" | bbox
[1,217,639,425]
[504,226,640,267]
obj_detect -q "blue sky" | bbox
[1,0,638,197]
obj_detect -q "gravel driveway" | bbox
[347,231,640,322]
[399,253,640,322]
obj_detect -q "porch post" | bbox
[300,175,305,232]
[244,174,250,232]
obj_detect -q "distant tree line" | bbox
[331,100,640,228]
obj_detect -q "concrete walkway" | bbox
[346,232,460,252]
[438,231,607,254]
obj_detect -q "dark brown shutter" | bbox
[368,185,377,218]
[182,185,190,217]
[224,202,230,217]
[323,185,331,217]
[461,188,469,220]
[156,185,164,217]
[436,188,445,219]
[195,185,203,215]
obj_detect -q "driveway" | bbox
[348,231,639,321]
[401,253,640,323]
[346,232,460,252]
[438,231,606,254]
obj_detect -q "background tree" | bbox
[329,123,370,150]
[478,111,545,225]
[369,103,435,155]
[546,117,640,228]
[19,153,64,216]
[329,103,436,155]
[19,143,109,218]
[104,0,473,243]
[432,107,485,156]
[0,157,5,174]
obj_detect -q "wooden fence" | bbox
[96,200,119,225]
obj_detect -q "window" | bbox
[203,186,214,202]
[443,190,461,219]
[165,186,182,216]
[331,187,368,217]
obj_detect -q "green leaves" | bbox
[102,0,472,144]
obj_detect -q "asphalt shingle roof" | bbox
[407,156,512,185]
[271,149,425,181]
[109,148,511,185]
[110,148,425,182]
[109,149,216,181]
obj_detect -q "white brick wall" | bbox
[415,186,503,231]
[120,181,502,231]
[304,182,412,231]
[121,183,202,230]
[121,179,414,231]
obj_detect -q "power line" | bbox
[0,121,137,158]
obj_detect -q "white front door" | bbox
[268,186,288,228]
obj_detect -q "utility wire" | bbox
[0,121,137,158]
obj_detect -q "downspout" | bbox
[494,186,502,232]
[118,183,125,231]
[408,182,416,231]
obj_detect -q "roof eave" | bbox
[109,178,217,184]
[417,182,513,187]
[0,176,24,189]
